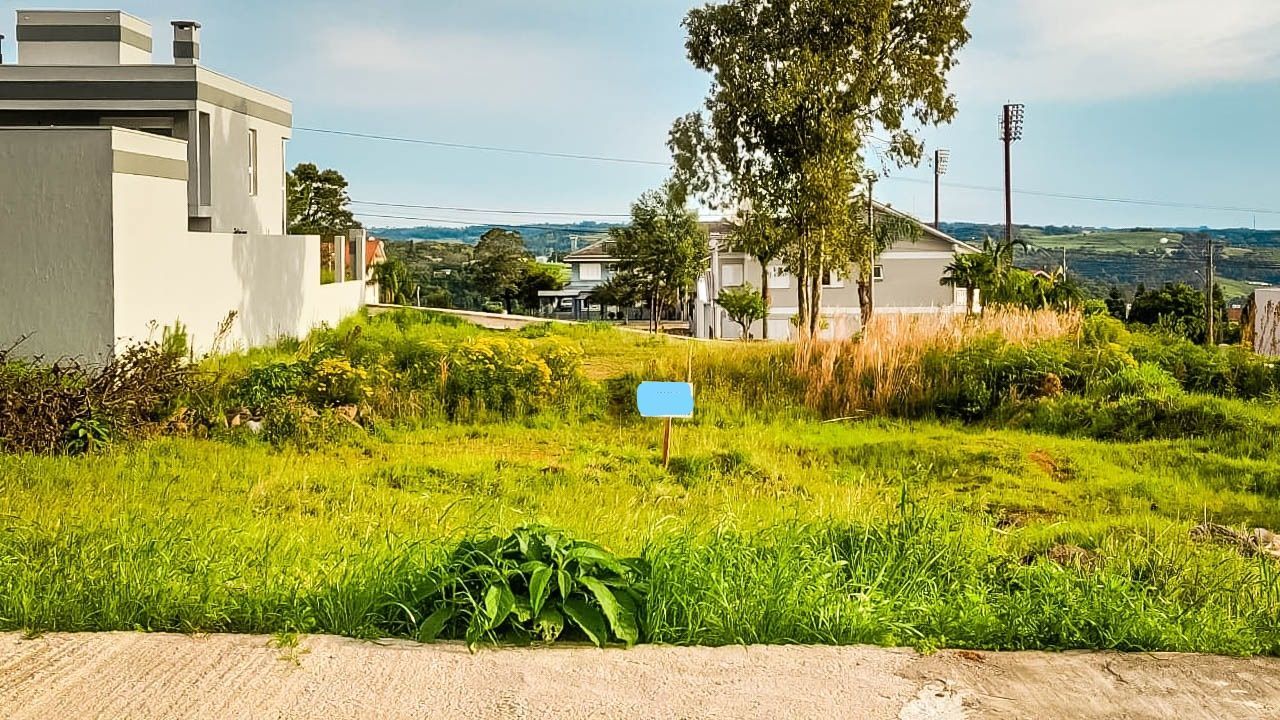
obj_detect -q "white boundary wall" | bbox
[2,126,364,359]
[1253,288,1280,357]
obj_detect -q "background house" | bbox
[693,205,979,340]
[0,9,369,360]
[539,235,614,319]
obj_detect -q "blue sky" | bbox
[8,1,1280,229]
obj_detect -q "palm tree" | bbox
[940,253,995,315]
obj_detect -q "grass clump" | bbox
[402,525,647,648]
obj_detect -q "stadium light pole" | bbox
[1000,104,1025,250]
[932,148,950,230]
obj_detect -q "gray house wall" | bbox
[0,128,116,359]
[1,13,293,237]
[0,10,361,361]
[706,229,970,340]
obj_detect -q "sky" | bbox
[6,0,1280,230]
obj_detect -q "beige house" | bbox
[694,205,979,340]
[0,9,369,360]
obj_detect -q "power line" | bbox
[351,200,632,218]
[302,125,1280,216]
[295,127,670,167]
[884,175,1280,216]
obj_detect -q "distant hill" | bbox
[374,220,1280,302]
[372,222,618,257]
[940,223,1280,301]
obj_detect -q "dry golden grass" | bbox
[796,309,1083,416]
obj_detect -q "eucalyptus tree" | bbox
[671,0,971,335]
[612,181,710,334]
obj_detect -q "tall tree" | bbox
[671,0,970,334]
[613,181,710,334]
[286,163,361,235]
[471,228,531,313]
[843,199,920,320]
[516,262,567,312]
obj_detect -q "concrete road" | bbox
[0,632,1277,719]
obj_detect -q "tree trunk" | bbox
[856,255,874,327]
[966,285,976,316]
[809,259,823,337]
[795,247,809,339]
[759,260,771,340]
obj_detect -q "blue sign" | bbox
[637,382,694,418]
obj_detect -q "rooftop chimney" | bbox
[171,20,200,65]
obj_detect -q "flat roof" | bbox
[0,63,292,126]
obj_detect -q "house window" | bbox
[579,263,602,281]
[721,263,744,287]
[767,265,791,289]
[247,128,258,196]
[874,264,884,281]
[197,112,212,206]
[822,270,843,288]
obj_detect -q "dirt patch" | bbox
[1041,543,1101,570]
[1028,450,1073,481]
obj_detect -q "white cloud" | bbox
[956,0,1280,102]
[296,24,590,111]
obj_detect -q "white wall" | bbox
[110,132,363,353]
[1253,289,1280,357]
[0,128,116,360]
[196,68,292,236]
[198,101,290,235]
[1,126,362,360]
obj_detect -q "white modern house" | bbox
[0,9,369,360]
[540,235,615,318]
[693,205,980,340]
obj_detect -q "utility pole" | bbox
[1000,104,1025,250]
[1205,236,1216,346]
[933,149,950,229]
[866,172,877,318]
[1061,247,1068,278]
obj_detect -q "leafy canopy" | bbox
[717,286,768,339]
[612,181,710,331]
[671,0,971,330]
[471,229,533,311]
[287,163,361,236]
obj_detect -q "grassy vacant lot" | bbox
[1,311,1279,654]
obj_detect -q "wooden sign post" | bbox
[637,381,694,469]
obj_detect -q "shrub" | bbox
[1091,363,1183,401]
[258,397,357,449]
[0,340,194,455]
[233,361,308,411]
[1003,393,1257,443]
[1126,332,1280,399]
[407,525,647,648]
[301,358,371,407]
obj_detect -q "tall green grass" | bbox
[1,420,1279,653]
[2,507,1276,654]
